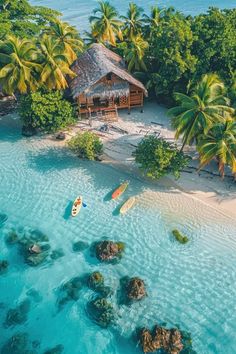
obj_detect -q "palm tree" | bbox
[0,0,10,10]
[123,34,148,72]
[39,35,76,90]
[121,2,144,39]
[143,5,164,28]
[197,120,236,178]
[168,74,235,151]
[89,1,123,46]
[45,19,84,64]
[0,35,41,95]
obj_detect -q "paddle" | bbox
[82,202,87,208]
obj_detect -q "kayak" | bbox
[120,196,136,214]
[112,181,129,200]
[71,196,83,217]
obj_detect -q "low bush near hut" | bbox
[133,136,190,180]
[19,90,76,133]
[68,131,103,160]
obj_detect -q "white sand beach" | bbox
[50,101,235,220]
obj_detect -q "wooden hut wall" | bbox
[130,85,143,107]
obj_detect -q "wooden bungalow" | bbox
[70,44,148,119]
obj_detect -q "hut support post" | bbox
[141,92,144,113]
[88,108,92,126]
[128,93,131,115]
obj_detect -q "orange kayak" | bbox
[112,181,129,200]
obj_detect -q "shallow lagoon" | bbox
[1,115,236,353]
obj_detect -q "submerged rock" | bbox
[172,229,189,244]
[72,240,89,253]
[58,276,83,309]
[87,272,113,297]
[5,229,19,245]
[139,325,195,354]
[1,332,29,354]
[50,248,65,260]
[87,272,104,290]
[18,232,51,267]
[0,213,8,226]
[4,299,31,327]
[43,344,64,354]
[87,297,115,328]
[0,260,9,275]
[126,277,147,301]
[26,288,43,303]
[95,240,125,263]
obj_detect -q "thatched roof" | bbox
[70,44,148,99]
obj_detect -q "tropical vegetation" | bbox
[68,132,103,160]
[19,90,76,133]
[133,136,190,180]
[0,0,235,177]
[168,74,234,151]
[197,121,236,178]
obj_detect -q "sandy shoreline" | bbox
[60,101,236,219]
[2,103,236,219]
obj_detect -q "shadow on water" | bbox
[112,204,121,216]
[63,201,73,220]
[27,146,82,173]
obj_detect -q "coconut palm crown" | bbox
[39,35,76,90]
[168,74,235,150]
[0,35,41,94]
[197,120,236,178]
[89,1,123,46]
[45,19,84,64]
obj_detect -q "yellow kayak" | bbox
[120,196,136,214]
[71,196,83,217]
[112,181,129,200]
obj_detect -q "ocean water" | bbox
[1,114,236,354]
[30,0,236,32]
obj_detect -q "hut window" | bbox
[106,73,112,81]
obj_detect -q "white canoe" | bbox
[71,196,83,217]
[120,196,136,214]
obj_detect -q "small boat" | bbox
[71,196,83,217]
[120,196,136,214]
[112,181,129,200]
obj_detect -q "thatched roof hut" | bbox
[70,44,147,115]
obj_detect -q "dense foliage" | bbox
[168,74,236,177]
[86,3,236,102]
[0,0,60,39]
[0,1,83,95]
[68,132,103,160]
[19,91,76,132]
[133,136,190,180]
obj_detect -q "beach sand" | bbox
[56,101,235,219]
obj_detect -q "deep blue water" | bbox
[30,0,236,32]
[1,115,236,354]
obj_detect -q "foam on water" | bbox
[1,115,236,354]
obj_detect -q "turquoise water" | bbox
[1,115,236,354]
[30,0,236,32]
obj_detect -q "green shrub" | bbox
[19,90,76,133]
[133,136,190,179]
[68,131,103,160]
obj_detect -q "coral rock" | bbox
[126,277,147,301]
